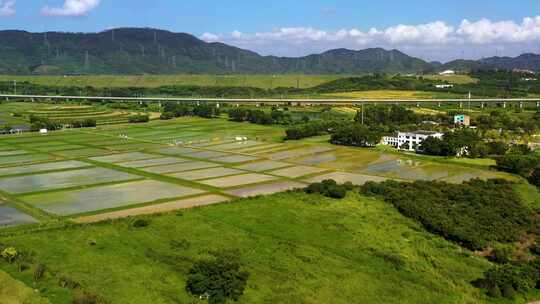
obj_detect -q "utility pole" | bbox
[468,91,471,113]
[361,102,364,125]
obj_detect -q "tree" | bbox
[419,136,443,155]
[186,250,250,304]
[330,124,382,147]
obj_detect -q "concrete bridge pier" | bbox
[437,102,441,107]
[520,102,524,109]
[503,102,507,108]
[481,102,484,109]
[459,102,463,108]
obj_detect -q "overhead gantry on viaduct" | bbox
[2,94,540,108]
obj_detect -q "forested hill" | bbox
[0,28,430,75]
[0,28,539,75]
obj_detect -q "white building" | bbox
[439,70,456,76]
[383,130,444,152]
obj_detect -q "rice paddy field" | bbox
[323,90,465,100]
[0,74,344,89]
[0,102,149,130]
[0,115,532,303]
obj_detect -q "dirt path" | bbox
[72,194,230,223]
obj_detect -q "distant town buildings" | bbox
[513,68,536,75]
[435,84,454,89]
[439,70,456,76]
[454,114,470,126]
[382,130,444,152]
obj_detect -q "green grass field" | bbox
[0,75,344,89]
[322,89,466,100]
[0,190,517,304]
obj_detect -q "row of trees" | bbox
[474,110,540,134]
[419,129,509,158]
[228,108,293,125]
[29,115,97,131]
[160,102,221,120]
[285,120,338,140]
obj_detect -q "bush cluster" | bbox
[186,250,249,304]
[305,179,354,199]
[127,114,150,123]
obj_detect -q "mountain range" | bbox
[0,28,539,75]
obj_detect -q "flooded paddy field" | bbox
[117,157,188,168]
[270,165,328,178]
[21,180,206,216]
[226,181,307,198]
[170,167,246,181]
[0,160,90,176]
[0,153,56,167]
[142,161,220,174]
[0,167,140,194]
[90,152,160,163]
[234,160,292,172]
[200,173,279,188]
[0,116,519,227]
[0,205,38,227]
[211,155,259,164]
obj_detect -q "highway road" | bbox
[2,94,540,106]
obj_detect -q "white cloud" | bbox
[42,0,101,17]
[0,0,15,17]
[201,16,540,61]
[458,17,540,44]
[200,32,221,42]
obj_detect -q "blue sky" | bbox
[1,0,540,61]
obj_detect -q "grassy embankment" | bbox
[0,270,49,304]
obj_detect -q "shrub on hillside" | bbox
[472,261,540,299]
[360,179,533,250]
